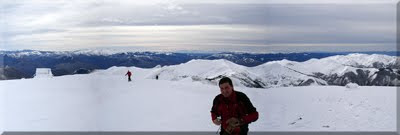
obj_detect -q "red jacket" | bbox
[211,91,259,135]
[126,71,132,76]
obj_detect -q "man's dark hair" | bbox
[219,77,233,87]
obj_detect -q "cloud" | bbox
[1,1,396,52]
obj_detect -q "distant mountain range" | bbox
[0,50,398,87]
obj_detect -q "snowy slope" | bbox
[325,54,397,68]
[146,59,251,86]
[146,54,399,87]
[250,60,327,87]
[0,65,396,131]
[147,59,327,88]
[283,54,388,75]
[4,76,99,131]
[256,53,398,78]
[280,54,399,86]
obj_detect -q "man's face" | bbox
[219,82,233,97]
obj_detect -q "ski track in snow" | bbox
[0,66,396,132]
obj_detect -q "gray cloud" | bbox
[1,0,396,52]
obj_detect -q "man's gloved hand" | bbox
[225,117,243,134]
[213,119,222,125]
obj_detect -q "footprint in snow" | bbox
[289,117,303,125]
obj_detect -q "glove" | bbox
[213,119,222,125]
[225,117,243,134]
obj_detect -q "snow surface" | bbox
[0,62,396,131]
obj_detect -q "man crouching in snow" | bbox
[211,77,259,135]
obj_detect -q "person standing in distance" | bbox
[125,70,132,82]
[211,77,259,135]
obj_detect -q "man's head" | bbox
[219,77,234,97]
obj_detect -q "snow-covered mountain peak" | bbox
[138,58,327,88]
[86,52,400,89]
[145,53,398,88]
[71,49,127,56]
[4,50,48,57]
[185,59,247,70]
[321,53,397,68]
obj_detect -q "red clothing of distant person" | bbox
[125,70,132,82]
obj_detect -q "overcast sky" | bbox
[0,0,397,53]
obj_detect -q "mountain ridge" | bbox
[0,50,398,87]
[101,54,399,88]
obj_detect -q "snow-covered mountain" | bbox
[286,54,399,86]
[1,50,398,87]
[1,50,395,76]
[145,54,399,88]
[147,59,326,88]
